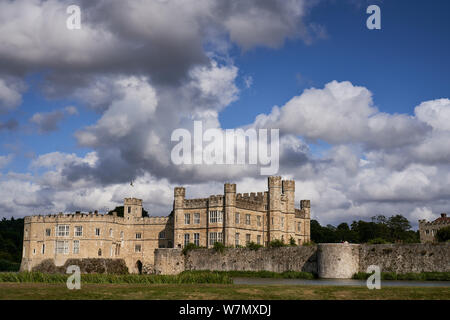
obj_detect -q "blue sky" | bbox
[221,0,450,127]
[0,0,449,225]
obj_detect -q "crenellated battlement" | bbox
[27,212,123,223]
[183,198,209,208]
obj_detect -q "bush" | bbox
[213,242,226,253]
[31,259,59,273]
[436,226,450,242]
[367,238,390,244]
[268,239,286,248]
[31,258,129,274]
[302,241,315,246]
[182,243,200,255]
[246,241,263,250]
[289,237,297,246]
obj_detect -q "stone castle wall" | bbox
[359,243,450,273]
[154,243,450,278]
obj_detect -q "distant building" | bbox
[419,213,450,243]
[21,176,311,273]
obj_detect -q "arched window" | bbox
[98,248,102,256]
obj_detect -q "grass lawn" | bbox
[0,283,449,300]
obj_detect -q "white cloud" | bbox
[0,77,24,112]
[0,154,13,169]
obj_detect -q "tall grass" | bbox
[352,271,450,281]
[184,270,317,279]
[0,271,232,284]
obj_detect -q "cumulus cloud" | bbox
[0,119,19,131]
[0,154,13,169]
[0,0,319,97]
[253,80,430,149]
[0,76,25,112]
[29,106,78,133]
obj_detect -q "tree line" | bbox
[310,214,420,244]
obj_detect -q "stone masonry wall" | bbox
[359,243,450,273]
[154,243,450,278]
[154,246,317,275]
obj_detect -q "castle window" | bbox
[55,240,69,254]
[109,229,113,237]
[281,217,285,228]
[194,213,200,224]
[42,244,45,254]
[120,231,124,239]
[98,248,102,256]
[75,226,83,237]
[235,233,240,246]
[95,228,100,236]
[235,213,240,224]
[194,233,200,246]
[136,233,142,239]
[159,231,166,239]
[25,229,28,238]
[33,248,36,255]
[209,211,223,223]
[184,234,190,247]
[209,232,223,246]
[128,206,131,214]
[245,214,251,225]
[110,246,113,257]
[257,235,261,245]
[45,229,51,237]
[73,240,80,254]
[135,245,141,253]
[184,213,191,225]
[297,222,301,232]
[257,216,261,227]
[56,225,69,237]
[246,234,251,244]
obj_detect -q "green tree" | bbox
[436,226,450,242]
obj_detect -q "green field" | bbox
[0,283,449,300]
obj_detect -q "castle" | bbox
[419,213,450,243]
[20,176,310,273]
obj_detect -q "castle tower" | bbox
[224,183,236,247]
[124,198,143,219]
[282,179,296,242]
[300,200,311,242]
[173,187,185,248]
[268,176,282,243]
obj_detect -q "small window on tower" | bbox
[128,206,131,214]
